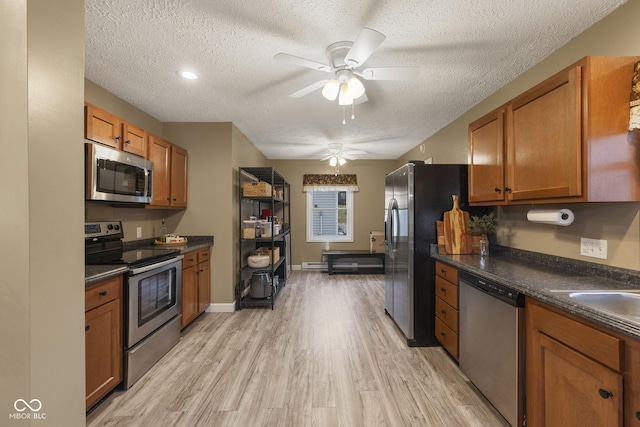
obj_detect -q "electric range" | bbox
[85,220,183,389]
[85,220,180,267]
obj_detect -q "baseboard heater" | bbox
[302,262,328,271]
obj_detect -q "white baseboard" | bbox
[292,264,302,271]
[206,302,235,313]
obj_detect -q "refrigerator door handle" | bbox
[387,198,399,260]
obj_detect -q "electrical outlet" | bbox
[580,237,607,259]
[136,227,142,238]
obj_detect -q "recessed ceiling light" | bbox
[180,71,198,80]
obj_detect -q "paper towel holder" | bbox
[526,208,575,226]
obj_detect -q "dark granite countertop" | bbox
[122,235,214,253]
[430,245,640,340]
[85,235,214,286]
[85,265,129,286]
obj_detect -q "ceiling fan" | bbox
[320,143,366,169]
[274,28,419,119]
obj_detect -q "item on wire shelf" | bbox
[247,254,270,268]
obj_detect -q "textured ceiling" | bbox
[85,0,627,160]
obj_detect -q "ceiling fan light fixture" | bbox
[338,83,353,106]
[329,156,338,167]
[322,79,340,101]
[338,156,347,166]
[346,76,365,99]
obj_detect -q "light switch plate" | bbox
[580,237,607,259]
[136,227,142,238]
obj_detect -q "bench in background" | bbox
[322,250,385,275]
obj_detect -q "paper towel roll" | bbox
[526,209,575,226]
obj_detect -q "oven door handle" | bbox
[129,255,183,275]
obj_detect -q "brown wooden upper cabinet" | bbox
[85,103,147,157]
[85,103,122,149]
[147,134,188,208]
[122,121,147,157]
[469,108,506,203]
[469,56,640,205]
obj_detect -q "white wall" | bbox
[1,0,86,425]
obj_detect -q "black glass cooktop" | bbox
[122,248,181,267]
[86,247,180,267]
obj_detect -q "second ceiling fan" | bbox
[274,28,419,108]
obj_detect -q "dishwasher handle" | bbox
[475,279,490,293]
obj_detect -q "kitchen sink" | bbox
[550,290,640,324]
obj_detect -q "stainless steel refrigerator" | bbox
[385,163,476,347]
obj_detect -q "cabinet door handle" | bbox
[440,332,446,337]
[598,389,613,399]
[125,139,131,144]
[115,136,121,141]
[440,269,446,275]
[172,198,177,201]
[441,287,446,293]
[85,325,90,332]
[504,187,512,193]
[199,269,204,273]
[98,291,107,297]
[440,310,447,315]
[636,412,640,421]
[494,187,502,193]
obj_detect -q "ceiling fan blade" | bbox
[359,67,420,80]
[344,150,367,155]
[344,28,386,68]
[320,154,335,161]
[274,53,332,72]
[341,153,357,161]
[289,79,329,98]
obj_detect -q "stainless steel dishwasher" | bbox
[459,270,525,427]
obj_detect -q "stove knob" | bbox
[107,224,113,230]
[114,224,120,230]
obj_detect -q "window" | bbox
[302,173,358,243]
[306,190,354,242]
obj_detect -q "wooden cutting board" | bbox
[443,195,472,254]
[436,221,446,254]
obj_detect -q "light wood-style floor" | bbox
[87,271,508,426]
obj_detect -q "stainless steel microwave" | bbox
[85,141,154,203]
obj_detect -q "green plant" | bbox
[469,212,497,235]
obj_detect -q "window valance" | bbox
[302,174,359,192]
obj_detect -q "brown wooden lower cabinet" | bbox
[85,276,123,410]
[435,317,458,360]
[197,260,211,314]
[181,260,199,328]
[181,247,211,329]
[625,339,640,426]
[434,261,459,360]
[536,333,622,426]
[526,297,638,427]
